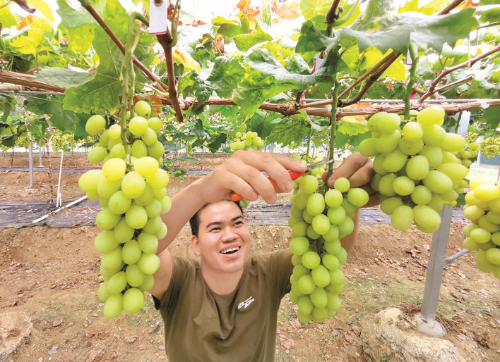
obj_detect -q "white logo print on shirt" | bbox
[238,296,254,309]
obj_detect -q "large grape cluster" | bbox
[15,134,31,149]
[463,177,500,280]
[480,136,500,159]
[230,131,264,151]
[288,173,369,324]
[359,107,474,233]
[78,101,171,319]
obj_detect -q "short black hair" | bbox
[189,201,244,237]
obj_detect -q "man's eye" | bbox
[210,227,221,232]
[235,221,243,226]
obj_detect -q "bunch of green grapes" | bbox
[230,131,265,151]
[288,175,369,324]
[359,107,471,233]
[462,177,500,280]
[15,134,31,149]
[480,136,500,159]
[78,100,171,319]
[51,132,67,152]
[66,134,77,148]
[1,144,13,152]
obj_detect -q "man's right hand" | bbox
[201,150,307,205]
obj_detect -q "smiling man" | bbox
[151,150,377,361]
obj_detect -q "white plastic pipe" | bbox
[32,195,88,224]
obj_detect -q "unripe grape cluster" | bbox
[230,131,265,151]
[79,101,171,319]
[462,177,500,280]
[359,107,475,233]
[479,136,500,160]
[288,173,369,324]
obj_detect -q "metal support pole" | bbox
[417,111,471,337]
[29,142,34,187]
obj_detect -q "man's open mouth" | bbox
[220,247,241,255]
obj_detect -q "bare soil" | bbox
[0,155,499,362]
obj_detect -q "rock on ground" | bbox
[0,311,32,362]
[362,308,468,362]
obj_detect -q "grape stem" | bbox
[404,43,418,120]
[305,126,312,163]
[326,73,340,194]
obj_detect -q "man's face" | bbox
[192,201,251,274]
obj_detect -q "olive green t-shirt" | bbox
[154,250,293,362]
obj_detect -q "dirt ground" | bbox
[1,154,500,362]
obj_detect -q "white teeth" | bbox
[221,247,240,254]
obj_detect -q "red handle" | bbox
[230,170,305,202]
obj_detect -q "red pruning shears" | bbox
[230,159,334,202]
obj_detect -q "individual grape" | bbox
[108,191,132,215]
[114,218,135,243]
[378,173,397,197]
[359,138,378,157]
[474,184,499,201]
[137,253,161,274]
[392,176,415,196]
[131,140,148,158]
[122,171,146,199]
[311,265,330,287]
[148,117,162,132]
[134,184,154,206]
[298,296,314,315]
[378,113,401,133]
[88,146,108,164]
[383,149,407,172]
[156,222,168,240]
[380,197,403,215]
[107,271,128,294]
[312,307,328,323]
[312,214,330,235]
[323,225,340,242]
[147,141,165,159]
[145,199,162,218]
[417,107,444,126]
[306,193,325,216]
[79,170,104,193]
[302,251,321,269]
[338,216,354,237]
[422,124,446,145]
[486,248,500,265]
[110,144,126,159]
[101,246,123,271]
[347,188,369,207]
[122,240,142,265]
[336,248,348,263]
[290,237,309,255]
[98,282,110,302]
[102,158,126,181]
[109,124,121,139]
[413,205,441,233]
[310,287,328,308]
[327,206,346,225]
[423,171,453,194]
[147,169,169,189]
[104,294,123,319]
[123,288,145,315]
[143,215,163,234]
[141,128,157,146]
[125,204,148,229]
[134,157,159,178]
[129,116,148,136]
[391,205,413,231]
[126,263,145,287]
[94,231,119,253]
[86,115,106,135]
[375,129,401,153]
[437,163,469,182]
[329,268,345,285]
[96,208,121,230]
[325,189,343,208]
[299,175,319,194]
[399,138,424,155]
[297,275,316,295]
[402,121,423,142]
[441,134,466,152]
[411,185,432,205]
[322,254,339,271]
[405,155,429,181]
[140,274,155,292]
[135,101,151,118]
[333,177,350,193]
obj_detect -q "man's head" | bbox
[189,200,250,275]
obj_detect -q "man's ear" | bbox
[191,235,201,256]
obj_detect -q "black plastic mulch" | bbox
[0,199,468,229]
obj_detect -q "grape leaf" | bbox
[483,107,500,129]
[213,16,243,38]
[56,0,97,53]
[480,7,500,23]
[177,71,212,104]
[0,1,17,28]
[250,110,281,139]
[0,94,16,123]
[266,117,310,148]
[351,0,399,31]
[341,8,479,54]
[233,24,272,51]
[300,0,331,21]
[206,57,246,98]
[295,20,338,54]
[36,68,96,88]
[27,0,55,22]
[398,0,449,16]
